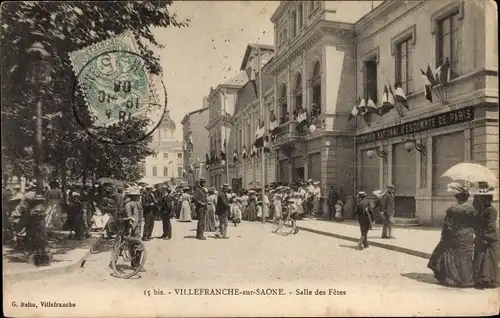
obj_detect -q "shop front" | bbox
[356,106,479,226]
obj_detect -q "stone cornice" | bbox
[270,1,290,23]
[266,19,355,75]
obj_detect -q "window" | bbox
[309,1,315,12]
[152,153,157,159]
[278,83,288,124]
[152,166,157,177]
[177,153,182,158]
[396,38,413,94]
[437,12,461,79]
[177,167,182,177]
[311,61,322,116]
[163,153,168,159]
[363,59,378,103]
[298,3,304,30]
[294,72,303,113]
[291,10,297,38]
[163,167,168,176]
[143,166,147,176]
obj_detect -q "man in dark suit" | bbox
[141,185,157,241]
[193,178,207,240]
[216,184,231,239]
[355,191,374,250]
[160,187,174,239]
[381,184,396,239]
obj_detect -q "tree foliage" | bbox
[1,1,188,182]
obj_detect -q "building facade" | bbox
[353,0,498,225]
[141,113,184,186]
[263,0,498,225]
[206,72,248,189]
[181,97,210,186]
[233,44,276,190]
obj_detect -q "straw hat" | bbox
[372,190,384,197]
[358,191,367,197]
[127,188,141,196]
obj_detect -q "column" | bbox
[274,76,279,114]
[387,144,393,185]
[287,68,292,114]
[302,51,308,110]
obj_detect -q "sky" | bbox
[152,1,278,141]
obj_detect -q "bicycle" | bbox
[110,217,147,279]
[272,203,299,236]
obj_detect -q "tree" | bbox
[1,2,188,182]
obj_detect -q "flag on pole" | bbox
[254,118,265,148]
[242,146,248,160]
[246,67,258,98]
[348,99,359,121]
[233,150,239,163]
[380,85,394,115]
[365,97,379,115]
[435,57,451,86]
[388,83,404,117]
[420,69,433,103]
[269,109,278,133]
[394,84,409,110]
[263,136,271,154]
[358,98,367,116]
[205,153,211,170]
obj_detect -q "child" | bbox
[256,201,263,221]
[232,198,242,226]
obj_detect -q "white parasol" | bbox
[441,163,498,185]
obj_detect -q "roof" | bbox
[181,107,209,125]
[221,71,248,87]
[240,43,275,71]
[159,112,176,130]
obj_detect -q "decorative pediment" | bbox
[390,24,416,55]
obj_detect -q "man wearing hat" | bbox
[193,178,208,240]
[355,191,374,250]
[67,192,85,240]
[141,185,157,241]
[380,184,396,239]
[160,187,174,239]
[215,184,231,239]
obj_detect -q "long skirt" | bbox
[246,204,257,221]
[178,201,192,222]
[473,240,500,288]
[427,235,475,287]
[46,199,63,230]
[205,204,217,232]
[312,196,320,215]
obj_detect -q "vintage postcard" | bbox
[2,1,499,317]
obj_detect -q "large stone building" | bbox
[258,0,498,225]
[140,113,184,185]
[181,97,210,186]
[206,72,248,189]
[232,44,276,189]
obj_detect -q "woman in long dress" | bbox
[178,187,192,222]
[45,180,64,230]
[273,192,282,220]
[245,191,257,221]
[205,189,217,232]
[472,183,500,288]
[427,182,477,287]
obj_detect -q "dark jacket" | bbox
[141,191,157,212]
[216,191,231,216]
[380,192,395,217]
[356,198,373,224]
[193,185,207,211]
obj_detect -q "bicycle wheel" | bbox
[283,218,296,236]
[111,238,147,279]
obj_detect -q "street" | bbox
[4,220,498,317]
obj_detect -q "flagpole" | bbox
[224,90,230,185]
[258,47,266,224]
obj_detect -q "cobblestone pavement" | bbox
[4,221,499,317]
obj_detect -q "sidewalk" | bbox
[290,218,441,259]
[3,231,102,282]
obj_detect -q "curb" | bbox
[3,236,103,282]
[266,220,432,260]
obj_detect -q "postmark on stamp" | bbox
[69,32,166,145]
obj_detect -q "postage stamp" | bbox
[69,32,166,144]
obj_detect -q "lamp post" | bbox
[25,32,53,266]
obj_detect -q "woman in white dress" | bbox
[273,192,282,220]
[178,187,192,222]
